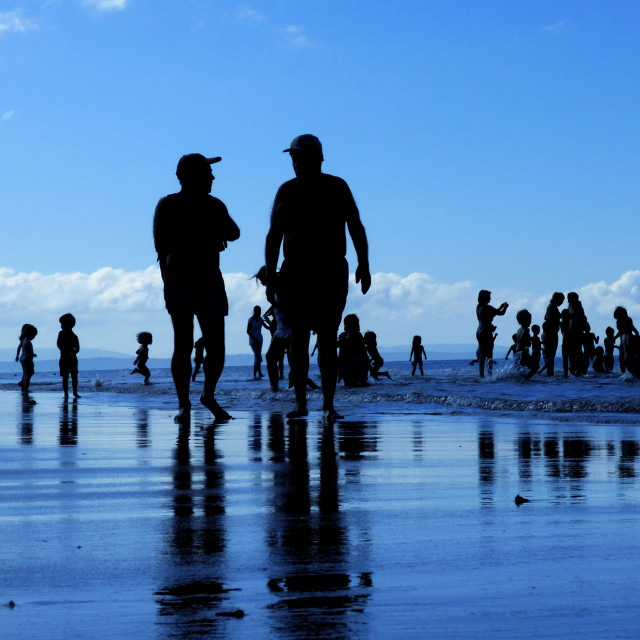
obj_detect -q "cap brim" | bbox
[207,156,222,164]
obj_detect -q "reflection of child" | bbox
[131,332,153,384]
[58,313,81,399]
[16,323,38,401]
[192,337,205,382]
[410,335,427,376]
[364,331,390,380]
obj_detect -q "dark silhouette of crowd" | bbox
[476,288,639,379]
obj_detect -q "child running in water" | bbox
[57,313,81,399]
[410,335,427,376]
[16,324,38,403]
[131,332,153,384]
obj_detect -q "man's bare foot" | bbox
[174,404,191,424]
[200,395,232,421]
[286,404,308,420]
[73,393,81,399]
[323,407,343,421]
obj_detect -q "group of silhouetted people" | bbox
[152,134,371,423]
[476,288,640,379]
[15,314,82,404]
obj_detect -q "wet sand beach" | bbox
[1,391,640,639]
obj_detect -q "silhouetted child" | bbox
[338,314,369,386]
[192,336,205,382]
[364,331,390,380]
[582,322,599,373]
[560,308,571,377]
[505,333,518,360]
[131,331,152,384]
[613,307,639,373]
[57,313,80,399]
[515,309,538,379]
[618,316,640,377]
[603,326,617,373]
[247,305,267,379]
[530,324,542,371]
[410,335,427,376]
[592,346,607,374]
[16,323,37,402]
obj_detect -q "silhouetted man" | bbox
[154,153,240,423]
[265,134,371,420]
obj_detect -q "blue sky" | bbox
[1,1,639,356]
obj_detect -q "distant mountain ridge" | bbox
[0,344,495,373]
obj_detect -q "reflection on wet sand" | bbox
[59,400,78,446]
[478,424,640,504]
[265,415,371,639]
[156,422,236,638]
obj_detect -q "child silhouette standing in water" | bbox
[505,333,518,360]
[603,326,617,373]
[247,305,267,379]
[16,324,38,402]
[131,332,153,384]
[515,309,538,379]
[364,331,391,380]
[530,324,542,372]
[476,290,508,377]
[410,335,427,376]
[57,313,81,399]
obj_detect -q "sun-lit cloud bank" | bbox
[0,267,638,358]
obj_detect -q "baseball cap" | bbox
[176,153,221,180]
[283,134,323,156]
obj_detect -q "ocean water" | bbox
[3,358,639,421]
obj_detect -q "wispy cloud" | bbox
[82,0,130,11]
[541,22,565,36]
[1,110,16,121]
[235,4,266,24]
[281,24,312,49]
[0,10,38,36]
[1,267,636,355]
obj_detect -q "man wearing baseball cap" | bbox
[154,153,240,423]
[265,134,371,420]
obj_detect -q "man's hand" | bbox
[356,264,371,295]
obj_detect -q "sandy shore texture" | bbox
[1,392,640,639]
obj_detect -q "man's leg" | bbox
[170,311,194,422]
[317,329,342,419]
[288,326,310,418]
[198,313,231,420]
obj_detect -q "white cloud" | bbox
[82,0,129,11]
[0,10,38,36]
[1,110,16,121]
[235,5,266,24]
[0,267,636,357]
[281,24,312,49]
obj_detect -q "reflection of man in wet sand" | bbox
[265,134,371,420]
[154,153,240,423]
